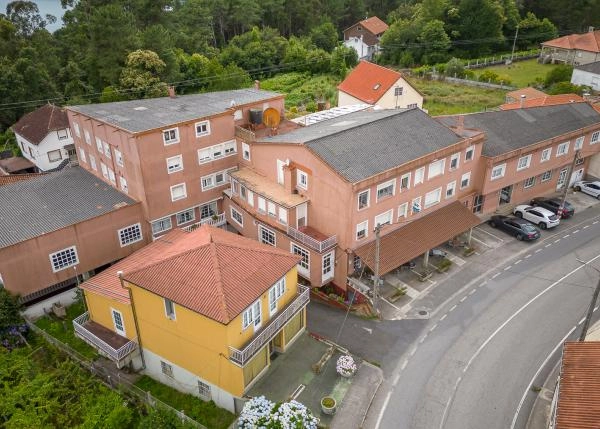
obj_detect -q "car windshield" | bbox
[522,224,537,233]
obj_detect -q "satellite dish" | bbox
[263,108,281,128]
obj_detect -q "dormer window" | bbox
[373,83,381,90]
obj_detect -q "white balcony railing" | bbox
[73,312,138,361]
[181,213,227,232]
[287,226,337,253]
[228,285,310,366]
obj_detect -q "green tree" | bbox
[455,0,504,57]
[544,64,573,87]
[380,18,421,64]
[120,50,169,99]
[171,0,214,52]
[445,57,466,78]
[419,19,451,64]
[220,27,288,75]
[516,12,558,50]
[310,20,338,53]
[5,0,52,36]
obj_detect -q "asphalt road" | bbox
[362,209,600,429]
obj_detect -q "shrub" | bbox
[544,64,573,87]
[478,70,500,83]
[445,58,466,78]
[238,396,318,429]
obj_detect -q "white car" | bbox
[513,205,560,229]
[573,181,600,199]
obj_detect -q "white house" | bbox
[12,104,76,172]
[571,61,600,91]
[343,17,388,60]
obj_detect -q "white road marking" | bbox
[545,244,552,248]
[439,377,463,429]
[514,259,522,265]
[535,249,542,253]
[471,237,491,247]
[594,221,599,224]
[469,289,477,295]
[524,254,532,259]
[449,305,457,312]
[382,297,401,310]
[374,391,393,429]
[504,266,511,271]
[583,225,590,229]
[492,273,500,279]
[393,373,401,386]
[554,239,561,243]
[400,360,408,371]
[430,324,438,332]
[475,227,505,241]
[440,314,447,321]
[578,316,585,325]
[573,229,580,234]
[460,296,467,303]
[410,347,417,357]
[563,234,570,238]
[419,336,426,344]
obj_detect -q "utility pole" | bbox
[372,225,382,317]
[579,275,600,341]
[558,149,580,217]
[510,25,519,63]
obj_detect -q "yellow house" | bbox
[74,225,309,412]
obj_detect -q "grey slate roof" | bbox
[0,167,135,248]
[436,103,600,157]
[68,89,281,133]
[575,61,600,74]
[259,108,462,182]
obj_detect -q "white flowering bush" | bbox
[238,396,319,429]
[336,354,357,377]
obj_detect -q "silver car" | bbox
[573,180,600,199]
[513,204,560,229]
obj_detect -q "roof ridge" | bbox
[209,239,230,323]
[124,239,209,278]
[47,104,55,132]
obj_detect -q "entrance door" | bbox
[569,168,584,187]
[499,185,512,205]
[557,168,568,189]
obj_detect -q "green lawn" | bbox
[472,59,561,88]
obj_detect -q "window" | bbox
[170,183,187,201]
[28,147,35,159]
[407,103,418,109]
[412,197,421,214]
[89,154,97,171]
[73,123,80,138]
[163,127,179,145]
[120,176,128,193]
[353,255,362,271]
[242,300,262,330]
[199,201,217,219]
[465,146,474,161]
[541,148,551,162]
[394,86,403,96]
[358,190,370,210]
[118,223,143,246]
[375,210,393,227]
[267,201,277,217]
[376,180,395,201]
[398,202,408,219]
[166,155,183,173]
[247,190,254,206]
[164,298,176,320]
[114,149,123,167]
[242,142,251,160]
[450,153,460,170]
[58,129,69,140]
[197,141,237,163]
[491,163,506,180]
[424,188,442,208]
[356,221,368,240]
[278,207,287,224]
[258,197,266,213]
[47,149,62,162]
[291,243,310,276]
[195,120,210,137]
[414,167,425,185]
[517,154,532,171]
[49,246,78,272]
[541,170,552,182]
[100,162,108,179]
[83,130,91,145]
[269,278,286,315]
[103,142,111,158]
[95,137,103,153]
[575,137,584,150]
[231,207,243,226]
[234,109,243,120]
[297,170,308,190]
[460,172,471,189]
[591,131,600,144]
[200,168,235,190]
[428,159,445,179]
[556,142,569,156]
[198,380,211,400]
[201,175,214,190]
[575,157,584,166]
[446,181,456,198]
[400,173,411,190]
[108,168,116,184]
[524,176,536,188]
[176,209,195,225]
[78,148,86,163]
[161,361,174,378]
[259,225,276,246]
[111,309,125,336]
[152,217,172,235]
[322,251,334,282]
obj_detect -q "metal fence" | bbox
[464,51,540,69]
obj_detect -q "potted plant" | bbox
[239,396,319,428]
[336,354,357,378]
[320,396,336,415]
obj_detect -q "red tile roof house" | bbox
[343,16,388,60]
[504,87,547,104]
[500,93,585,110]
[337,61,424,110]
[540,29,600,66]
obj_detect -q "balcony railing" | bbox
[287,226,337,253]
[73,312,138,362]
[235,126,256,142]
[228,285,310,366]
[181,213,226,232]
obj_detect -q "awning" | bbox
[354,201,481,276]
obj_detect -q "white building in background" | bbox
[571,61,600,91]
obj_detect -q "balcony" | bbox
[228,285,310,366]
[287,225,337,253]
[181,213,226,232]
[73,312,138,362]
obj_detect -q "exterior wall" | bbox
[587,152,600,179]
[338,91,367,107]
[344,24,380,48]
[376,77,424,109]
[0,203,147,299]
[343,37,372,60]
[84,290,136,341]
[15,128,73,171]
[541,46,600,66]
[571,69,600,90]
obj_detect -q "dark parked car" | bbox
[530,197,575,219]
[488,215,541,241]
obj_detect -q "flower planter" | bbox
[321,396,337,415]
[336,354,357,378]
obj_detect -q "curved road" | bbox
[365,212,600,429]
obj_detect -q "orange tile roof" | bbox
[81,226,300,324]
[500,94,585,110]
[555,341,600,429]
[0,172,44,186]
[360,16,388,35]
[542,30,600,53]
[338,61,402,104]
[505,87,547,101]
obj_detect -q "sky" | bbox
[0,0,68,32]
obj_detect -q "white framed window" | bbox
[412,196,421,214]
[166,155,183,173]
[73,123,81,138]
[161,361,174,378]
[224,140,236,155]
[114,148,123,167]
[460,172,471,189]
[259,225,276,246]
[242,300,262,330]
[201,168,235,191]
[242,142,251,160]
[198,148,211,163]
[375,210,393,227]
[541,170,552,182]
[89,154,97,171]
[449,153,460,170]
[491,163,506,180]
[48,149,62,163]
[231,207,243,226]
[517,154,532,171]
[322,251,334,283]
[465,145,474,161]
[176,209,195,225]
[541,148,552,162]
[575,137,584,150]
[414,167,425,185]
[231,179,239,195]
[118,223,143,246]
[356,220,368,240]
[83,130,91,145]
[556,142,569,156]
[57,129,68,141]
[446,181,456,198]
[278,207,287,225]
[376,180,395,201]
[163,127,179,145]
[111,309,126,336]
[268,277,286,315]
[170,183,187,201]
[591,131,600,144]
[297,170,308,190]
[100,162,108,179]
[197,140,237,163]
[95,137,103,153]
[195,120,210,137]
[247,190,254,206]
[428,159,445,179]
[407,103,418,109]
[267,201,277,217]
[201,175,214,190]
[200,201,217,219]
[358,190,370,210]
[398,202,408,219]
[524,176,536,188]
[103,142,111,158]
[108,168,116,184]
[151,217,172,235]
[258,197,266,213]
[394,86,403,96]
[164,298,176,320]
[78,148,86,163]
[424,188,442,208]
[234,109,243,120]
[120,176,128,193]
[49,246,78,272]
[240,186,247,199]
[291,243,310,277]
[400,173,411,190]
[198,380,211,400]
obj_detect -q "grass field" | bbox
[471,59,561,88]
[261,72,339,112]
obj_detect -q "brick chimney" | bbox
[168,86,176,98]
[254,80,260,90]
